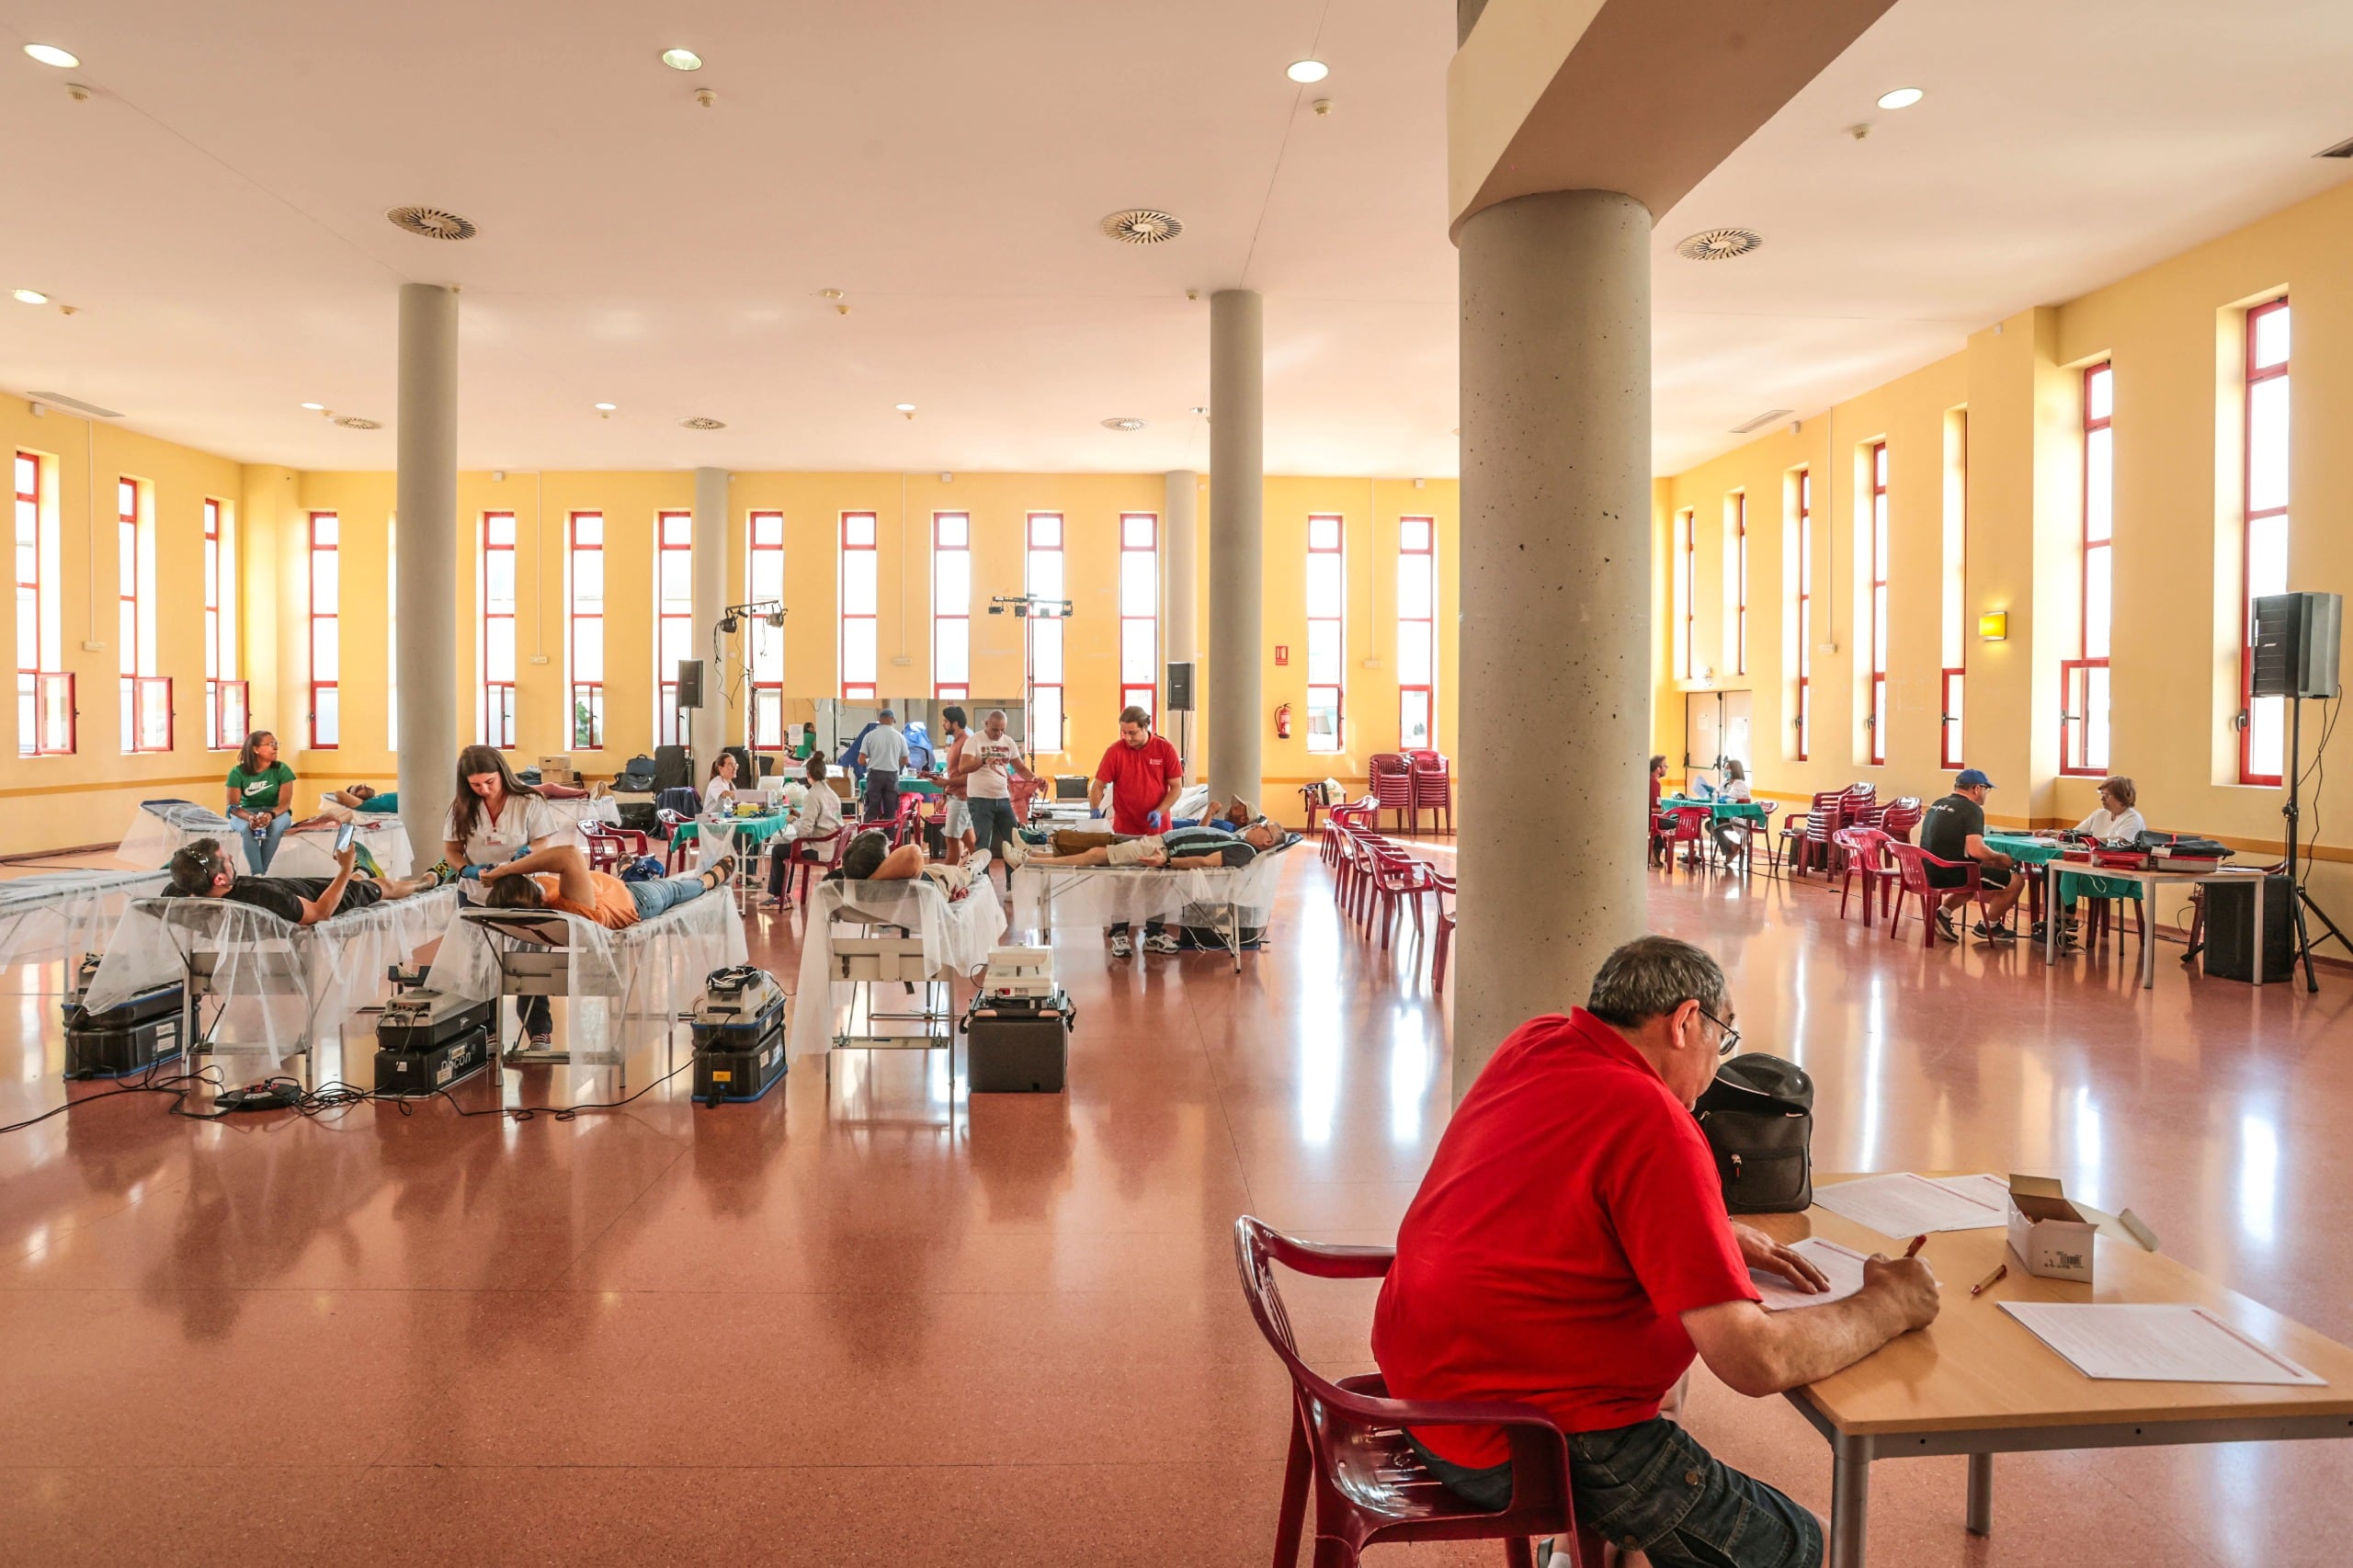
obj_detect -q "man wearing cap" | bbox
[1919,768,2026,943]
[858,710,909,826]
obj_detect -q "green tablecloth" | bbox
[1984,834,2139,902]
[671,813,797,853]
[1661,796,1769,823]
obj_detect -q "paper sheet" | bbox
[1751,1237,1870,1312]
[2000,1302,2324,1385]
[1813,1172,2010,1237]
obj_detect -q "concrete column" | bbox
[1208,291,1263,807]
[394,283,459,860]
[1161,470,1199,781]
[689,466,729,766]
[1454,189,1652,1097]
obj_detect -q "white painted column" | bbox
[394,283,458,859]
[1454,189,1653,1098]
[1161,469,1199,781]
[689,466,729,767]
[1208,291,1263,808]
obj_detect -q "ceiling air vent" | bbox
[26,391,122,418]
[1101,417,1146,431]
[385,206,478,240]
[2317,135,2353,159]
[1730,407,1795,434]
[679,416,727,430]
[1676,228,1762,261]
[1101,209,1183,244]
[335,415,381,429]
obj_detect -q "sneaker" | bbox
[998,838,1028,869]
[1108,933,1133,959]
[1933,909,1960,943]
[1144,932,1183,955]
[1973,920,2017,943]
[966,846,993,877]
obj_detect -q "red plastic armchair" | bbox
[655,809,695,873]
[1885,842,1984,948]
[1832,826,1896,926]
[1797,790,1846,879]
[1659,805,1713,874]
[1430,870,1457,992]
[1233,1217,1600,1568]
[1370,846,1438,951]
[581,820,652,874]
[1879,796,1924,843]
[1409,752,1455,835]
[1371,754,1416,834]
[781,825,849,903]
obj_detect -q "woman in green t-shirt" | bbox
[224,730,298,872]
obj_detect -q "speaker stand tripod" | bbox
[2281,696,2351,992]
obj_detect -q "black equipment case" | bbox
[373,968,494,1096]
[690,967,790,1104]
[961,991,1074,1093]
[62,954,187,1080]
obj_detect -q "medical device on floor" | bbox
[689,965,790,1105]
[61,949,187,1080]
[371,964,494,1096]
[981,945,1055,1001]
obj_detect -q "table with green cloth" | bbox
[671,812,798,864]
[1984,833,2141,905]
[1660,795,1769,824]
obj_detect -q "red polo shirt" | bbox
[1370,1009,1756,1467]
[1094,734,1183,835]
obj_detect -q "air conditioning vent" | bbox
[25,391,122,418]
[1676,228,1763,262]
[1730,408,1795,434]
[679,416,727,430]
[335,415,381,430]
[385,206,478,240]
[1100,417,1146,431]
[1100,209,1184,244]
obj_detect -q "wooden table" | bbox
[1765,1179,2353,1567]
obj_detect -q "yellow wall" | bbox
[1654,176,2353,918]
[0,395,1460,852]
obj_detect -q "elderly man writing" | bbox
[1373,936,1939,1568]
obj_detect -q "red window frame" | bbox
[1941,420,1967,770]
[307,511,339,749]
[1795,471,1811,761]
[203,497,245,750]
[1119,511,1158,720]
[1673,510,1695,678]
[840,510,878,702]
[16,451,72,756]
[568,511,604,750]
[933,511,970,703]
[2240,298,2290,786]
[1305,513,1346,754]
[1733,494,1748,677]
[480,511,517,749]
[119,479,171,754]
[1399,516,1437,748]
[1868,442,1889,767]
[2062,364,2113,777]
[1026,511,1064,750]
[746,510,786,745]
[657,509,693,744]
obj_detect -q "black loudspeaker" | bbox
[2251,593,2342,699]
[676,659,705,710]
[2203,873,2293,983]
[1166,661,1195,711]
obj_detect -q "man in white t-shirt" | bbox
[956,708,1037,890]
[858,710,911,825]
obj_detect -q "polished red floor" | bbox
[4,850,2350,1565]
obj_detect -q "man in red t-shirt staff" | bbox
[1089,704,1185,958]
[1372,937,1939,1568]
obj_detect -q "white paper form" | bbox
[1813,1172,2010,1238]
[2000,1302,2325,1385]
[1751,1237,1870,1312]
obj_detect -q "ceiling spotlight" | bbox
[300,401,326,411]
[23,44,79,69]
[594,402,617,412]
[1287,59,1329,84]
[1188,406,1208,416]
[1876,86,1924,109]
[661,48,702,71]
[1102,417,1146,432]
[894,402,916,413]
[13,289,50,306]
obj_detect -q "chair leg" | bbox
[1505,1539,1537,1568]
[1272,1415,1311,1568]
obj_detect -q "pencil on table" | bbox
[1970,1263,2007,1297]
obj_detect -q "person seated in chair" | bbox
[1001,818,1280,870]
[479,844,734,929]
[1919,767,2028,944]
[165,836,440,926]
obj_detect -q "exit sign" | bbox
[1275,644,1290,665]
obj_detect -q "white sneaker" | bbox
[966,846,993,876]
[1108,932,1133,959]
[999,838,1029,869]
[1144,932,1183,955]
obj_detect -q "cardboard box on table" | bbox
[2006,1174,2097,1284]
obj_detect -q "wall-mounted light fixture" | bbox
[1978,611,2009,641]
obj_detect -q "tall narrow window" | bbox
[1026,512,1064,751]
[1672,510,1695,678]
[657,510,693,744]
[479,511,517,748]
[1399,516,1437,748]
[2242,299,2290,785]
[203,498,244,749]
[2063,368,2114,776]
[840,510,879,702]
[932,511,970,703]
[15,451,69,756]
[1868,443,1889,767]
[1733,494,1748,677]
[1940,415,1968,770]
[119,479,168,752]
[308,511,339,749]
[1795,472,1813,761]
[747,510,785,746]
[568,512,605,750]
[1120,511,1158,719]
[1306,513,1346,753]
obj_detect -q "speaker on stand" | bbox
[2251,591,2348,990]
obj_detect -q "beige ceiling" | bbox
[0,0,2347,479]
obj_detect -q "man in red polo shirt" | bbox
[1372,937,1938,1568]
[1088,704,1185,957]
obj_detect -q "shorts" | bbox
[1107,835,1165,868]
[943,798,972,837]
[1926,860,2009,891]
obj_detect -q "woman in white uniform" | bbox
[442,744,565,1049]
[2046,774,2150,946]
[702,752,742,814]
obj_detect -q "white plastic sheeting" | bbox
[543,796,621,844]
[271,817,416,878]
[116,800,241,867]
[1009,841,1296,936]
[428,883,746,1061]
[0,869,169,971]
[789,876,1006,1061]
[81,887,460,1072]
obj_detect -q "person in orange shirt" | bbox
[480,844,735,927]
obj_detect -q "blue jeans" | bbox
[967,797,1017,861]
[628,870,709,921]
[1413,1418,1821,1568]
[243,811,292,873]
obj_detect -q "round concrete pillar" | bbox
[394,283,459,858]
[1208,291,1263,807]
[1161,470,1199,780]
[689,466,729,767]
[1454,188,1653,1098]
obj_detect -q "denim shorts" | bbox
[1413,1417,1821,1568]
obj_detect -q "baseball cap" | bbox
[1956,767,1995,790]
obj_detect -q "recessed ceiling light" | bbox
[23,44,79,69]
[13,289,50,306]
[1876,86,1924,110]
[594,402,617,412]
[662,48,702,71]
[1188,406,1208,416]
[1287,59,1329,84]
[300,401,325,411]
[894,403,915,413]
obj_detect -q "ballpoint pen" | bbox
[1904,1234,1928,1259]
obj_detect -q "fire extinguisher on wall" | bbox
[1275,702,1292,740]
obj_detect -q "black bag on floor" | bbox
[1694,1053,1813,1213]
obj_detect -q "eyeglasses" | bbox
[1695,1003,1742,1058]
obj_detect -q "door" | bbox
[1684,693,1722,784]
[1722,690,1754,777]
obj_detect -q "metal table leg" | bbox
[1965,1452,1993,1537]
[1829,1431,1870,1568]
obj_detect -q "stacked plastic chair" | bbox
[1407,751,1453,835]
[1370,753,1415,834]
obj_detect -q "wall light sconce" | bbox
[1978,611,2009,641]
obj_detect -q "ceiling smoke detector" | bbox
[679,415,727,430]
[385,206,478,241]
[1101,417,1146,432]
[335,415,381,430]
[1676,228,1762,262]
[1101,209,1183,245]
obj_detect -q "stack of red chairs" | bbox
[1370,754,1415,834]
[1879,796,1924,842]
[1407,751,1453,835]
[1794,790,1845,879]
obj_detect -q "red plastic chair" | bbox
[1371,754,1416,835]
[1879,797,1924,844]
[1409,752,1454,835]
[1749,801,1783,875]
[656,809,695,873]
[1430,871,1457,992]
[1659,805,1713,874]
[1797,790,1846,879]
[581,820,653,874]
[1885,842,1988,948]
[1833,826,1896,926]
[1234,1217,1600,1568]
[1370,846,1438,951]
[782,825,849,903]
